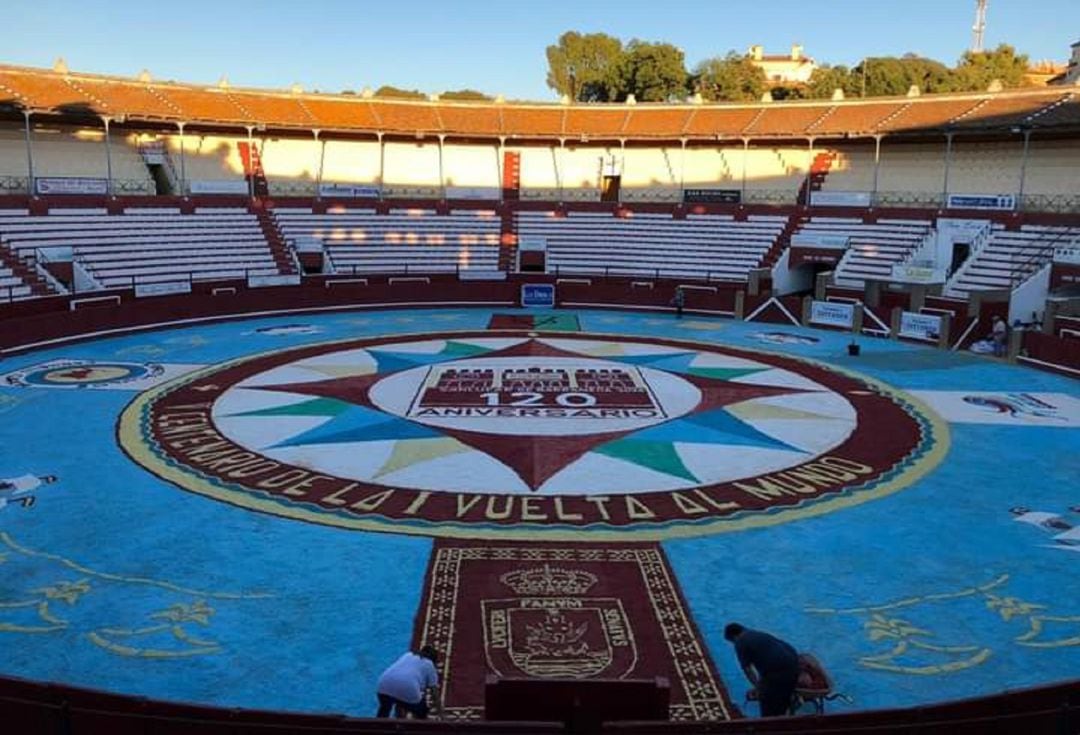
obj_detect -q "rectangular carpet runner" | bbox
[488,314,581,332]
[412,540,736,721]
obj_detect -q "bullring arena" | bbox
[0,61,1078,733]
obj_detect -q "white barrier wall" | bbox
[321,140,380,184]
[443,144,499,188]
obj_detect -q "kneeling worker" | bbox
[724,622,800,717]
[376,645,441,719]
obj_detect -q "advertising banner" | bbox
[35,177,108,195]
[521,283,555,308]
[790,233,849,249]
[899,311,943,341]
[809,191,872,207]
[134,281,192,298]
[318,183,381,198]
[247,274,302,288]
[188,180,249,195]
[444,186,500,200]
[946,194,1016,211]
[890,263,946,284]
[809,300,855,328]
[682,188,741,204]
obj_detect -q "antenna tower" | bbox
[972,0,988,53]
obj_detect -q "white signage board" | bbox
[135,281,193,298]
[35,177,108,195]
[946,194,1016,211]
[188,180,249,195]
[444,186,500,200]
[809,300,854,328]
[899,311,943,341]
[248,274,302,288]
[790,234,850,249]
[318,183,381,198]
[810,191,872,207]
[890,264,947,284]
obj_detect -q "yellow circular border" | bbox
[118,329,951,541]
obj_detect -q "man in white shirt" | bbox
[375,645,440,719]
[0,474,57,510]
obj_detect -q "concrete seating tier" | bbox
[272,208,501,275]
[793,217,933,288]
[946,224,1080,297]
[0,211,279,288]
[515,211,788,281]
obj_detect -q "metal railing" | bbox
[1009,229,1080,287]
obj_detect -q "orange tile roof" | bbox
[227,92,313,127]
[152,86,253,123]
[563,107,630,137]
[682,107,760,136]
[622,107,695,137]
[301,97,380,129]
[878,99,983,133]
[0,69,89,111]
[74,79,182,118]
[368,100,442,134]
[809,102,907,134]
[0,64,1076,141]
[952,95,1066,128]
[500,106,565,137]
[747,105,833,136]
[1030,95,1080,127]
[437,104,502,136]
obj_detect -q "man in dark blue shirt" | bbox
[724,622,800,717]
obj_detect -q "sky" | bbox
[4,0,1078,100]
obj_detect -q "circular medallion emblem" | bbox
[119,332,946,539]
[9,360,162,388]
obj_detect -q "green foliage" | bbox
[805,64,859,99]
[374,86,426,100]
[953,44,1031,90]
[440,89,493,101]
[617,41,689,102]
[851,56,955,97]
[545,31,625,102]
[693,52,766,102]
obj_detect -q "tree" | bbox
[440,89,493,101]
[374,86,426,100]
[806,64,858,99]
[693,52,766,102]
[617,40,689,102]
[545,31,624,102]
[851,56,954,97]
[952,44,1031,91]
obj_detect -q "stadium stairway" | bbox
[762,213,801,268]
[796,151,837,205]
[255,210,299,275]
[239,142,270,198]
[0,242,53,298]
[499,207,518,271]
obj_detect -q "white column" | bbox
[871,135,883,206]
[438,134,446,200]
[740,137,749,202]
[496,136,505,203]
[22,111,34,196]
[102,117,114,196]
[177,122,187,196]
[245,126,255,198]
[313,129,324,199]
[942,132,954,205]
[805,137,815,207]
[1017,129,1032,211]
[679,138,687,194]
[377,132,385,200]
[555,139,565,202]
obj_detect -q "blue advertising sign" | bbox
[521,283,555,308]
